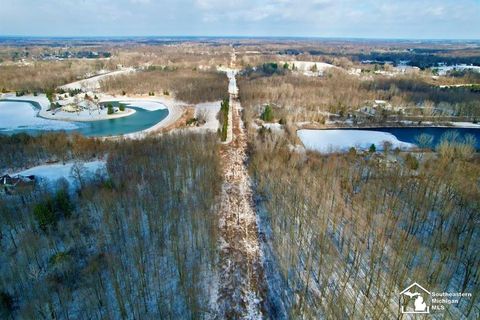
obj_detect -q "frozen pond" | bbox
[298,127,480,153]
[298,129,414,153]
[0,100,168,137]
[0,101,80,132]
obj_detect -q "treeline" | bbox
[238,70,480,124]
[0,60,109,92]
[353,51,480,69]
[362,77,480,118]
[250,135,480,319]
[238,70,374,123]
[100,68,228,104]
[0,133,222,319]
[0,132,104,173]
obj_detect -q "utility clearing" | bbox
[216,53,265,319]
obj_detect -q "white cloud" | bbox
[0,0,478,38]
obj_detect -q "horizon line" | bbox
[1,35,479,42]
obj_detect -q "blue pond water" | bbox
[0,100,168,137]
[75,106,168,137]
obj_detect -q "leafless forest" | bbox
[0,133,222,319]
[250,134,479,318]
[0,61,108,92]
[1,38,480,319]
[238,70,480,124]
[100,68,228,104]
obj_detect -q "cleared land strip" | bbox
[216,66,265,319]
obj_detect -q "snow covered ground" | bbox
[282,61,338,76]
[298,129,415,153]
[218,67,239,96]
[0,100,81,132]
[451,122,480,128]
[435,64,480,76]
[189,101,221,132]
[59,68,135,92]
[15,161,107,189]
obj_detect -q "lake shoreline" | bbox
[298,121,480,130]
[297,126,480,153]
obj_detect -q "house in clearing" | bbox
[1,174,19,187]
[1,174,36,194]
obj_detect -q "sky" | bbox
[0,0,479,39]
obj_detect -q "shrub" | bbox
[33,189,73,231]
[260,105,274,122]
[107,104,114,115]
[218,98,229,141]
[404,153,419,170]
[45,89,55,102]
[33,201,56,231]
[119,103,125,112]
[369,144,376,153]
[55,189,73,218]
[186,118,198,126]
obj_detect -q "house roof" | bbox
[400,282,431,295]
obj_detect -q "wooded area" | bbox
[0,60,109,92]
[0,133,223,319]
[238,70,480,124]
[249,134,480,318]
[100,68,228,104]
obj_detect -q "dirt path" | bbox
[216,54,265,319]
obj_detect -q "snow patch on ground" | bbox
[263,123,283,132]
[192,101,221,132]
[59,68,135,92]
[298,129,415,153]
[282,61,338,76]
[450,122,480,128]
[0,100,81,132]
[15,160,107,189]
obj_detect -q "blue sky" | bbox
[0,0,479,39]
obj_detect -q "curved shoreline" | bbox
[39,107,137,122]
[121,102,185,139]
[1,95,184,137]
[298,121,480,130]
